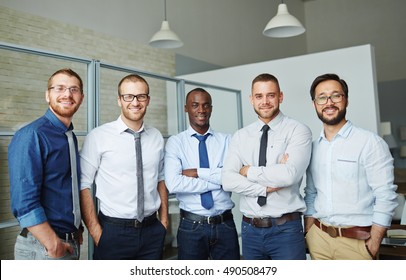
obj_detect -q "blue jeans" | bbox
[241,219,306,260]
[14,231,80,260]
[94,213,166,260]
[177,216,240,260]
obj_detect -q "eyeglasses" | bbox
[314,93,344,105]
[120,94,149,102]
[49,85,82,95]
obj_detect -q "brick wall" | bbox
[0,6,175,259]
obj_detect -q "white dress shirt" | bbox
[222,112,312,218]
[80,116,164,219]
[304,120,398,227]
[164,126,235,216]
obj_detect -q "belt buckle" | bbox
[64,233,70,242]
[134,220,142,228]
[70,232,78,241]
[326,226,338,238]
[72,231,80,240]
[206,216,212,224]
[67,232,77,242]
[207,215,222,224]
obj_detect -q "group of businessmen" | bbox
[8,68,398,260]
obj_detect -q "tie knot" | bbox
[193,133,210,142]
[261,125,270,133]
[125,128,141,139]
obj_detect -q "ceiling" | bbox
[0,0,405,82]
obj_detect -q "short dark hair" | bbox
[251,73,280,91]
[310,73,348,100]
[48,68,83,92]
[118,74,149,96]
[185,87,211,103]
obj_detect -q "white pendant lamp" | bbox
[263,1,305,38]
[149,0,183,48]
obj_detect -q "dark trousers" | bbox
[94,212,166,260]
[177,216,240,260]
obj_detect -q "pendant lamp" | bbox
[263,1,305,38]
[149,0,183,48]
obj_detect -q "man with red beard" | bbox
[304,73,398,259]
[222,73,312,260]
[9,68,85,259]
[165,88,240,259]
[80,74,168,260]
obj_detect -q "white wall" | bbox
[176,45,380,246]
[177,45,380,139]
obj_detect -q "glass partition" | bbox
[0,42,242,259]
[0,48,88,133]
[98,66,179,137]
[0,42,92,259]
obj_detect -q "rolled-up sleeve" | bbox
[9,129,47,228]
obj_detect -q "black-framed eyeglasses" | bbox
[314,93,344,105]
[49,85,82,94]
[120,94,149,102]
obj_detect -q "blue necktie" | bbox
[257,125,269,206]
[193,133,214,209]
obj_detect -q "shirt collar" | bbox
[318,120,352,142]
[116,116,145,134]
[255,111,284,132]
[187,126,213,137]
[45,108,73,132]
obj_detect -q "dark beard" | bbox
[317,107,346,125]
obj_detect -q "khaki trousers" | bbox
[306,224,373,260]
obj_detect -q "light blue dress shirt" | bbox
[164,126,234,216]
[304,120,398,227]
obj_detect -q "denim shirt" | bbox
[9,109,80,233]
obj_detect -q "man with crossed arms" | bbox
[222,73,312,260]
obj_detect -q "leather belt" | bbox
[180,209,233,224]
[243,212,302,228]
[99,211,157,228]
[20,228,80,241]
[314,219,371,240]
